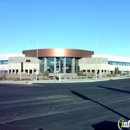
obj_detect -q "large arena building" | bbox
[23,48,94,74]
[0,48,130,75]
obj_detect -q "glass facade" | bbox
[39,57,79,73]
[75,58,79,73]
[0,60,8,64]
[66,58,72,73]
[108,61,130,66]
[56,57,63,73]
[40,58,44,73]
[47,57,54,73]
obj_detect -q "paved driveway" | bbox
[0,79,130,130]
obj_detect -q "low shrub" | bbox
[44,70,49,76]
[107,74,112,77]
[107,74,117,77]
[22,72,29,76]
[6,78,12,80]
[38,72,43,76]
[43,77,49,80]
[101,74,107,77]
[87,76,93,78]
[22,78,31,81]
[77,71,84,76]
[12,78,20,81]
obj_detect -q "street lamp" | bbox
[30,39,38,58]
[30,39,39,81]
[95,37,105,80]
[59,59,61,82]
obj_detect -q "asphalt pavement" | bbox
[0,79,130,130]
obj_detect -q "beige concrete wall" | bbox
[79,57,130,74]
[8,57,40,74]
[79,64,109,71]
[79,57,109,74]
[0,65,8,71]
[79,57,108,64]
[8,63,40,74]
[9,57,39,63]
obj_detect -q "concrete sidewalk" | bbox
[32,77,129,83]
[0,76,129,84]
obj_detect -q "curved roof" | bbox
[23,48,94,58]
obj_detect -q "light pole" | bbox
[30,39,39,81]
[95,37,105,80]
[59,60,61,82]
[20,62,23,83]
[30,39,38,58]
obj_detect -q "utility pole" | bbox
[20,62,23,82]
[59,60,61,82]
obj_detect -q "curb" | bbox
[0,77,129,84]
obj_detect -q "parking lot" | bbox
[0,79,130,130]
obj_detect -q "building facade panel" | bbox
[23,49,94,58]
[8,57,40,74]
[1,50,130,75]
[0,54,25,74]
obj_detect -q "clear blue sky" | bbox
[0,0,130,56]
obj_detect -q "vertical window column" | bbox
[40,58,44,74]
[56,57,64,73]
[66,58,72,73]
[56,57,59,72]
[47,57,54,73]
[75,58,79,73]
[44,57,47,72]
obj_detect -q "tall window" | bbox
[40,58,44,73]
[56,57,63,73]
[47,57,54,73]
[75,58,79,73]
[66,58,72,73]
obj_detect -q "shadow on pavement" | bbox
[70,90,90,100]
[98,86,130,94]
[59,84,130,120]
[92,121,129,130]
[37,129,44,130]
